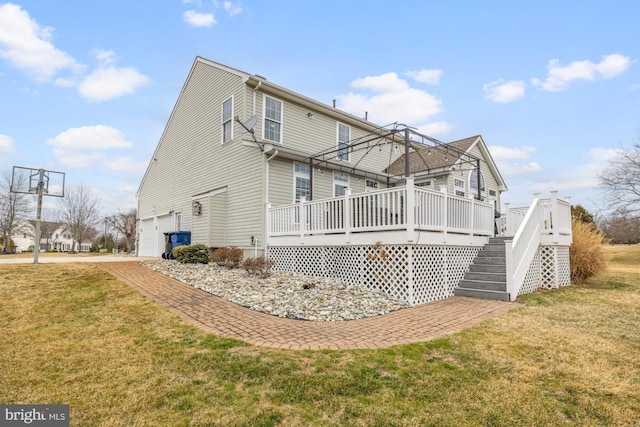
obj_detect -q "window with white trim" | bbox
[334,172,349,196]
[294,163,310,202]
[175,212,182,231]
[454,178,465,188]
[469,168,485,196]
[415,180,432,188]
[455,190,465,197]
[365,180,378,192]
[222,96,233,143]
[337,123,350,161]
[264,95,282,143]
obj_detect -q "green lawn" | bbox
[1,246,638,426]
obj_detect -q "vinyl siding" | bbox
[138,60,264,250]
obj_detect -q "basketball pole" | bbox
[33,169,45,265]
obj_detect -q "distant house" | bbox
[12,221,91,253]
[138,56,572,305]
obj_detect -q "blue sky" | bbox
[1,1,638,217]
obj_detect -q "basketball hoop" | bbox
[10,166,66,264]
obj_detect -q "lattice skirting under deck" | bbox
[518,245,571,296]
[268,244,481,306]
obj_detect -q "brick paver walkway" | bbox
[98,262,519,350]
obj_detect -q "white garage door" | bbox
[138,215,174,257]
[154,215,173,257]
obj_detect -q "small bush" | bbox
[173,244,210,264]
[569,218,607,284]
[210,247,244,269]
[242,256,275,278]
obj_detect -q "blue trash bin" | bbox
[170,231,191,250]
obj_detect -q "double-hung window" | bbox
[264,95,283,143]
[454,178,465,197]
[337,123,350,161]
[222,96,233,143]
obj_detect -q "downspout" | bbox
[252,81,262,115]
[264,149,278,255]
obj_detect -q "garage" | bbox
[138,214,173,257]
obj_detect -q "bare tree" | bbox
[0,170,33,252]
[106,208,137,252]
[58,185,101,253]
[600,141,640,214]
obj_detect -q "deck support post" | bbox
[344,188,351,244]
[406,177,414,242]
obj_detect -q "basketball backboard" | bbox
[10,166,65,197]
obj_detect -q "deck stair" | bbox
[455,237,511,301]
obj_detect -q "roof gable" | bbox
[386,135,507,190]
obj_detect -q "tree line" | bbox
[0,170,137,253]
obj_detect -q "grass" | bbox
[1,246,639,426]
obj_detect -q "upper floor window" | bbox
[365,180,378,192]
[469,168,486,194]
[264,95,282,143]
[222,96,233,143]
[454,178,465,188]
[337,123,350,161]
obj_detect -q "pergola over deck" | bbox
[304,123,487,201]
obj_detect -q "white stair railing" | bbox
[505,195,542,301]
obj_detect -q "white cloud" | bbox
[78,66,149,101]
[47,125,133,150]
[484,79,526,103]
[337,72,443,125]
[417,121,453,136]
[531,53,631,92]
[488,145,541,176]
[0,3,80,82]
[0,5,147,101]
[46,125,143,171]
[351,72,409,92]
[0,134,15,153]
[406,69,443,85]
[93,49,116,65]
[223,1,243,16]
[489,145,537,161]
[183,10,216,27]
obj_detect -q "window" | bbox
[489,189,497,197]
[365,180,378,192]
[264,96,282,143]
[454,178,465,188]
[469,168,485,195]
[455,190,465,197]
[415,180,432,188]
[222,96,233,143]
[294,163,310,202]
[334,172,349,196]
[337,123,350,161]
[175,212,182,231]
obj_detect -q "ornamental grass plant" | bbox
[569,218,607,284]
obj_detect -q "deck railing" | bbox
[504,191,573,300]
[267,178,494,241]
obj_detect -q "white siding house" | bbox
[12,221,91,253]
[138,57,572,305]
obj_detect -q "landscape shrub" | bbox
[210,247,244,269]
[569,218,607,284]
[173,244,210,264]
[242,256,275,278]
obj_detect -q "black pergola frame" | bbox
[304,123,484,200]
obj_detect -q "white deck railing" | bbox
[267,178,494,241]
[504,191,573,300]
